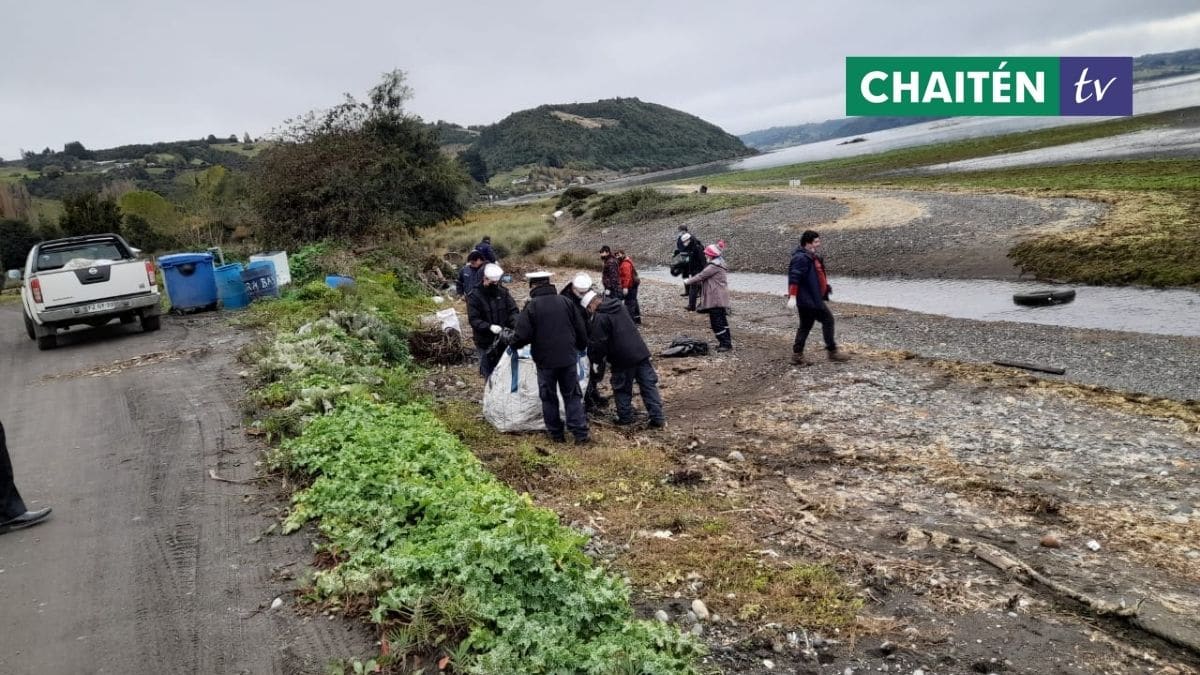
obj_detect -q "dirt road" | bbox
[0,302,372,674]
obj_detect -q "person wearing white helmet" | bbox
[511,272,591,444]
[466,263,518,378]
[560,271,609,412]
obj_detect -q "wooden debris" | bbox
[993,360,1066,375]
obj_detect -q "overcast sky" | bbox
[2,1,1199,158]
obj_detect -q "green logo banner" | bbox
[846,57,1061,116]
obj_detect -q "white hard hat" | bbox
[483,263,504,281]
[572,272,593,290]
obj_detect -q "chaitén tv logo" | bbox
[846,56,1133,116]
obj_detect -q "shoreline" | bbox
[634,277,1200,401]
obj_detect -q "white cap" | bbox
[525,271,552,281]
[579,290,598,308]
[680,233,691,242]
[572,272,593,290]
[483,263,504,281]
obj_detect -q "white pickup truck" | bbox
[20,233,162,350]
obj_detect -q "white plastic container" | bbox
[249,251,291,286]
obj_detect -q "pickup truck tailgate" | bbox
[37,262,153,307]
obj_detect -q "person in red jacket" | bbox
[615,249,641,325]
[786,230,849,365]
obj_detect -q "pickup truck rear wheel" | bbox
[36,333,56,351]
[23,312,36,340]
[141,315,161,332]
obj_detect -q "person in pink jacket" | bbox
[684,244,732,352]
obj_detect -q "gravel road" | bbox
[0,303,372,674]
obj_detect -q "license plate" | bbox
[85,301,118,313]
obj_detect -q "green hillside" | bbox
[467,98,753,179]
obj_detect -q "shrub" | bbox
[555,186,597,208]
[520,234,547,255]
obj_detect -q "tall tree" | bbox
[59,193,123,237]
[251,69,470,245]
[62,141,93,160]
[0,219,39,269]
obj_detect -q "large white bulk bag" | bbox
[483,347,590,432]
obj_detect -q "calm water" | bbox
[640,268,1200,337]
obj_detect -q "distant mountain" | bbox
[1133,47,1200,82]
[465,98,753,180]
[740,117,942,151]
[742,47,1200,152]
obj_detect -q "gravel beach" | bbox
[633,276,1200,401]
[546,188,1106,280]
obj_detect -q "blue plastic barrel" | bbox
[242,260,279,301]
[157,253,218,312]
[325,275,355,289]
[215,263,249,310]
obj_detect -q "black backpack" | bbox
[659,336,710,358]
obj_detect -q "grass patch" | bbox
[0,167,39,183]
[1009,188,1200,286]
[885,158,1200,192]
[435,397,866,633]
[700,107,1194,189]
[425,201,557,259]
[622,538,863,630]
[30,197,63,224]
[208,141,270,157]
[589,188,771,222]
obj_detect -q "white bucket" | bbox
[249,251,291,286]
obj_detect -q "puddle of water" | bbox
[641,268,1200,337]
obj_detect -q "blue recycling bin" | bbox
[241,260,279,302]
[157,253,218,312]
[215,263,250,310]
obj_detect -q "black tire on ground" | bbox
[142,314,162,332]
[1013,289,1076,307]
[37,333,56,350]
[23,312,35,340]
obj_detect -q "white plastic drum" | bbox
[249,251,291,286]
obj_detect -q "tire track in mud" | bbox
[0,307,375,674]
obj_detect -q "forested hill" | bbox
[463,98,753,180]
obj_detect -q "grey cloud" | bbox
[2,0,1198,157]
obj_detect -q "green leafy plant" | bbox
[243,254,702,673]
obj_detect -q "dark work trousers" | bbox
[706,307,732,348]
[0,421,28,520]
[536,366,589,441]
[611,358,665,424]
[623,283,641,324]
[685,283,700,310]
[794,305,838,353]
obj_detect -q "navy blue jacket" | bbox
[457,264,483,297]
[512,284,588,369]
[787,246,825,310]
[474,241,497,263]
